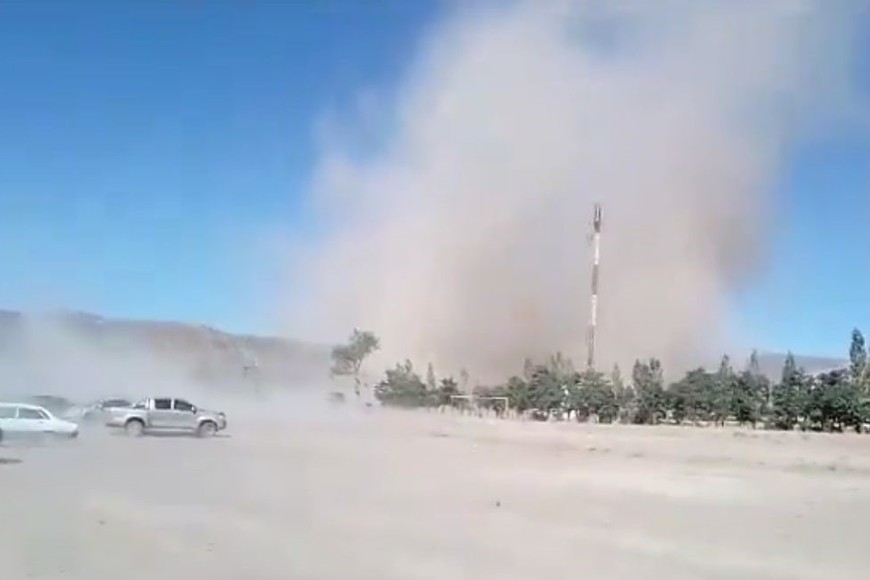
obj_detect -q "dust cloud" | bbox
[0,313,330,420]
[0,316,182,404]
[282,1,868,381]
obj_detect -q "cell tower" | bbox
[586,203,602,370]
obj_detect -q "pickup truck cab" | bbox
[107,397,227,438]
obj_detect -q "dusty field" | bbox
[3,408,870,580]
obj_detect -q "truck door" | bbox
[148,398,176,429]
[169,398,199,431]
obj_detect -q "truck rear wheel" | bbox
[197,421,217,438]
[124,419,144,437]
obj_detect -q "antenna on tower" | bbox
[586,203,602,370]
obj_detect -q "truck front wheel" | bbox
[125,419,145,437]
[197,421,217,438]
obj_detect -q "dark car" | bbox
[25,395,75,417]
[80,398,133,423]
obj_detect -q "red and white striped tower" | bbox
[586,203,602,370]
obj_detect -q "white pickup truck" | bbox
[106,397,227,438]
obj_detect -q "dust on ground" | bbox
[2,408,869,579]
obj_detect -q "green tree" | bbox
[809,369,863,432]
[667,368,712,425]
[771,352,803,430]
[374,360,428,408]
[432,377,461,407]
[500,356,573,418]
[732,356,767,427]
[611,364,635,422]
[745,350,772,413]
[633,358,666,425]
[710,355,735,426]
[504,376,534,412]
[330,329,380,398]
[368,322,870,434]
[850,329,868,392]
[527,363,567,418]
[567,369,617,423]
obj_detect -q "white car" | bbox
[0,402,79,442]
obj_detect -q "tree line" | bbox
[330,328,870,432]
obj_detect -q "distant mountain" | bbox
[0,309,332,394]
[0,309,850,397]
[753,351,848,380]
[705,350,847,381]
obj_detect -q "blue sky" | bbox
[0,1,867,358]
[735,128,870,357]
[0,0,438,332]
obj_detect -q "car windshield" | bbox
[132,400,148,409]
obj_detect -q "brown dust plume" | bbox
[282,1,868,381]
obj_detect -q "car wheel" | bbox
[197,421,217,438]
[125,420,144,437]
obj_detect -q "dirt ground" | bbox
[2,407,870,580]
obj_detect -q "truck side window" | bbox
[154,398,172,410]
[173,399,193,412]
